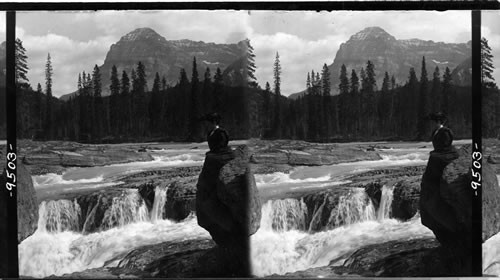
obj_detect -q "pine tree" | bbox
[339,65,349,95]
[134,61,148,136]
[482,37,497,88]
[338,64,349,132]
[120,70,131,135]
[350,69,360,133]
[431,66,441,114]
[149,72,162,133]
[405,67,419,137]
[273,52,282,138]
[213,67,223,113]
[92,64,103,141]
[378,71,391,134]
[189,57,202,141]
[306,72,311,94]
[417,56,429,140]
[202,67,212,114]
[263,81,272,133]
[109,65,120,135]
[35,83,43,131]
[44,53,53,139]
[442,67,452,114]
[15,38,29,87]
[245,38,258,87]
[161,76,167,92]
[322,63,333,137]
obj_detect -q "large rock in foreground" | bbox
[420,145,472,274]
[195,145,261,277]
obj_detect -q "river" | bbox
[18,140,471,277]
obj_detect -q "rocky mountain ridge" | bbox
[60,27,246,100]
[290,26,471,99]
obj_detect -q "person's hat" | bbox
[428,112,447,122]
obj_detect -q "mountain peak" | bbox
[350,26,394,41]
[121,27,164,41]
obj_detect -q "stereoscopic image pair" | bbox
[0,8,499,278]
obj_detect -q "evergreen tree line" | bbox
[258,56,474,142]
[11,37,500,142]
[16,56,251,143]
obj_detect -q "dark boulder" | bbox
[338,238,460,277]
[364,182,382,210]
[216,145,261,236]
[419,145,471,274]
[165,181,196,221]
[118,238,217,277]
[391,178,420,221]
[16,163,39,243]
[195,145,261,277]
[137,183,156,211]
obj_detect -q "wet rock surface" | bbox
[18,140,154,175]
[249,139,381,168]
[391,178,420,221]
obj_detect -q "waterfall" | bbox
[261,198,308,232]
[101,189,149,230]
[327,188,376,228]
[377,185,394,221]
[38,199,82,233]
[150,186,168,222]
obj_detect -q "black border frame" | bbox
[1,2,493,277]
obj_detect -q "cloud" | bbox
[251,31,344,95]
[14,10,478,97]
[248,10,471,96]
[17,10,249,97]
[21,31,115,95]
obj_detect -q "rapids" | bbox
[19,150,209,278]
[250,146,437,276]
[19,186,209,278]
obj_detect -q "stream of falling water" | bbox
[251,186,433,277]
[19,187,208,278]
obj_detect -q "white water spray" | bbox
[327,188,376,228]
[260,198,308,232]
[377,185,394,221]
[150,186,168,222]
[38,199,82,233]
[101,189,149,230]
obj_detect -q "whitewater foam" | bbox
[34,174,105,188]
[251,216,433,276]
[19,217,209,278]
[255,172,332,186]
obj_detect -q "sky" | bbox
[0,10,498,97]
